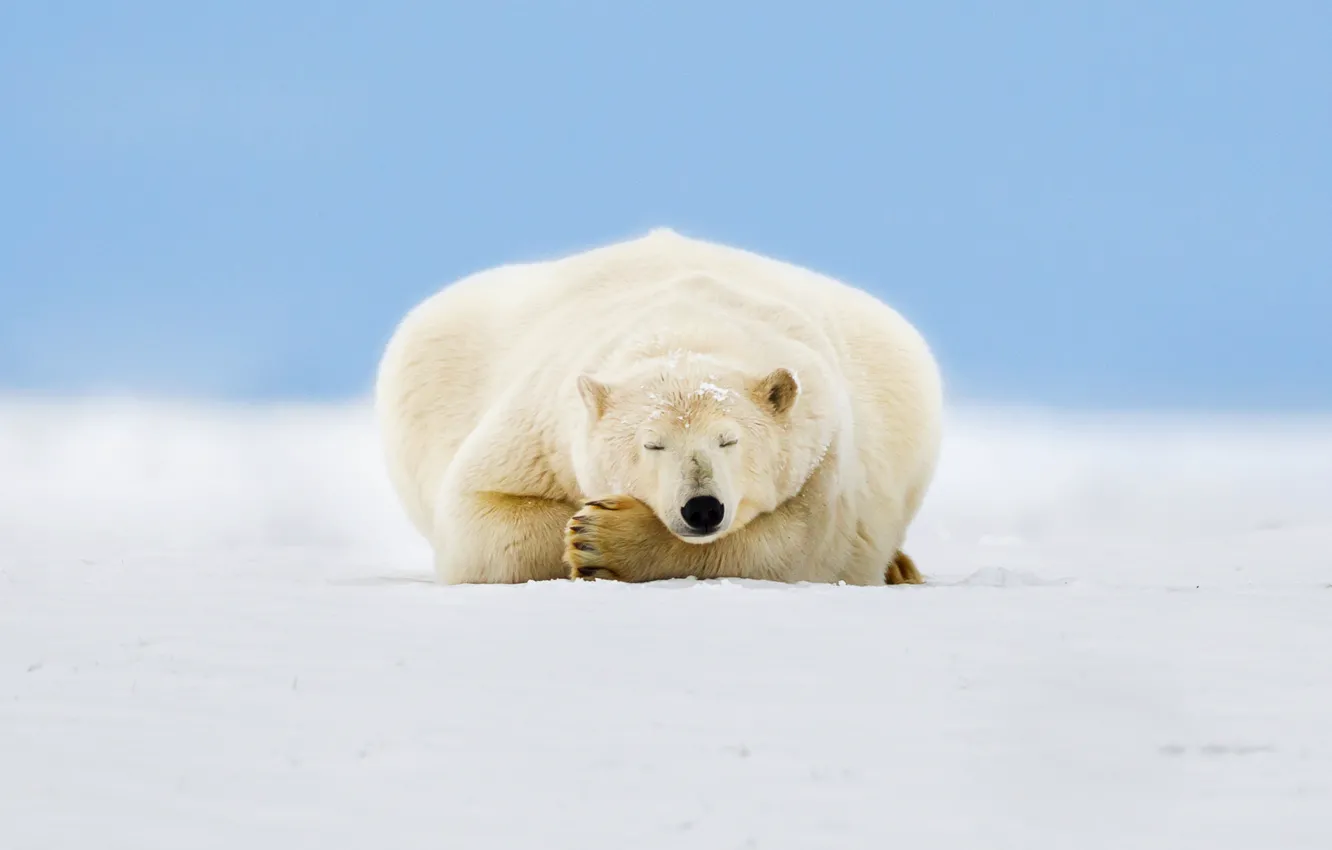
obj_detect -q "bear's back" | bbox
[399,228,850,385]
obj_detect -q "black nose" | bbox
[681,496,725,533]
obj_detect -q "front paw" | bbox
[564,496,659,581]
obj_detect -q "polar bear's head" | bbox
[572,358,805,544]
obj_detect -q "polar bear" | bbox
[375,228,943,585]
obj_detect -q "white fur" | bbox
[375,228,943,584]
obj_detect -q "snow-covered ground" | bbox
[2,398,1330,849]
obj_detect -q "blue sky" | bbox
[2,2,1329,409]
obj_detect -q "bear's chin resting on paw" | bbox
[374,228,942,587]
[561,493,926,586]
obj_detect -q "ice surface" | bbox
[2,398,1331,848]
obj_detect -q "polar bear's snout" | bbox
[680,495,725,535]
[660,446,737,543]
[665,476,733,542]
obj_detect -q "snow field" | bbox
[2,399,1330,848]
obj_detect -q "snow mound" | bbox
[953,566,1073,587]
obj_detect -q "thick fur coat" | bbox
[375,229,943,585]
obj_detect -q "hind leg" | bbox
[887,550,924,585]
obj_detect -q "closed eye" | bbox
[643,443,665,451]
[719,437,738,448]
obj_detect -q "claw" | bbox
[574,566,619,580]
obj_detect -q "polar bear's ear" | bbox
[752,368,800,416]
[577,374,612,421]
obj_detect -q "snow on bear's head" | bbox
[573,356,804,544]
